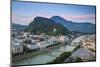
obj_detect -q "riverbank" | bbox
[12,42,61,62]
[12,45,78,65]
[12,35,88,65]
[64,34,96,62]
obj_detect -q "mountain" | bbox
[51,16,95,33]
[12,23,27,30]
[26,17,69,35]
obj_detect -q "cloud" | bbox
[12,14,34,25]
[12,13,52,25]
[63,14,95,20]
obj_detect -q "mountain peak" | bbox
[51,16,63,19]
[33,16,55,24]
[51,16,65,21]
[34,16,49,21]
[51,16,72,22]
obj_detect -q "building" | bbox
[58,36,69,43]
[12,42,23,54]
[26,44,39,50]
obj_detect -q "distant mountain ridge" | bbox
[51,16,95,33]
[12,16,95,34]
[12,23,27,30]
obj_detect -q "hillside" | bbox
[51,16,95,33]
[26,17,69,35]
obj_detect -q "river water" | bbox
[13,44,76,65]
[13,35,89,65]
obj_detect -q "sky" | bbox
[12,1,96,25]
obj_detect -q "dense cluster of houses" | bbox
[82,35,96,52]
[11,30,73,56]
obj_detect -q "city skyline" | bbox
[12,1,96,25]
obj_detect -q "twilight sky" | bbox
[12,1,96,25]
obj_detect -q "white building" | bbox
[12,42,23,54]
[13,37,24,43]
[26,44,39,50]
[58,36,69,43]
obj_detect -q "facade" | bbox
[58,36,69,43]
[12,42,23,54]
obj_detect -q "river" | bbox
[13,44,76,65]
[13,35,89,65]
